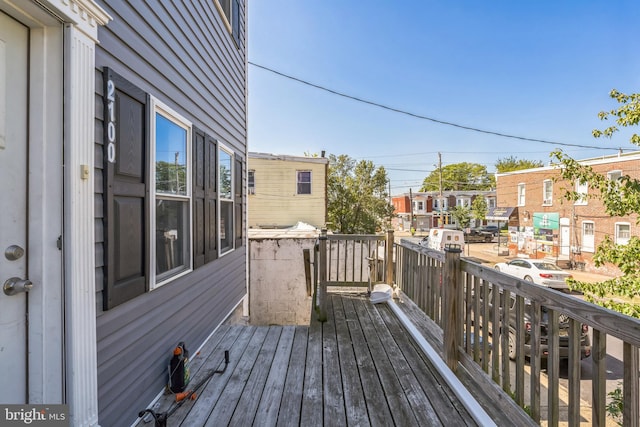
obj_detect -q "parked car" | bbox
[493,259,572,289]
[484,288,591,361]
[464,228,494,243]
[478,225,499,236]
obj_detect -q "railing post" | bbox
[317,228,328,322]
[386,229,394,285]
[443,244,462,372]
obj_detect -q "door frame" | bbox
[0,1,111,425]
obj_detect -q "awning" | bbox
[486,207,517,221]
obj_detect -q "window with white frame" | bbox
[615,222,631,245]
[575,180,588,205]
[582,221,595,253]
[151,98,192,287]
[456,197,471,208]
[486,197,496,208]
[297,170,312,195]
[434,198,448,211]
[607,170,622,181]
[543,179,553,205]
[219,147,234,255]
[517,183,526,206]
[413,201,424,211]
[248,169,255,195]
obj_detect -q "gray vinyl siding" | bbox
[93,1,246,425]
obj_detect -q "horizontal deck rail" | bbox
[396,237,640,427]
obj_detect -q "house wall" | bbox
[93,1,247,425]
[496,154,640,274]
[248,155,327,228]
[249,235,316,325]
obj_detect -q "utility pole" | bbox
[438,152,443,226]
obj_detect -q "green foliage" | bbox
[551,90,640,320]
[606,383,624,425]
[471,197,488,221]
[420,162,495,191]
[592,90,640,145]
[495,156,544,173]
[449,205,471,228]
[327,154,395,234]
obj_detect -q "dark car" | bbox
[478,225,499,236]
[486,288,591,360]
[464,228,494,243]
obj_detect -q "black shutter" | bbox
[193,128,218,268]
[232,0,241,49]
[103,68,148,310]
[235,157,244,248]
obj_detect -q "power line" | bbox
[249,62,619,152]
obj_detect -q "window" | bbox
[543,179,553,205]
[517,183,526,206]
[607,170,622,181]
[248,170,255,195]
[575,180,588,205]
[456,197,470,207]
[582,221,595,253]
[214,0,241,48]
[102,69,244,309]
[486,197,496,208]
[219,147,234,255]
[615,223,631,245]
[415,201,424,211]
[297,170,312,195]
[434,198,448,211]
[151,98,192,287]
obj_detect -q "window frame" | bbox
[582,221,595,253]
[575,180,588,205]
[542,179,553,206]
[517,183,526,206]
[296,170,312,195]
[248,169,255,195]
[615,222,631,245]
[218,144,235,256]
[149,97,193,289]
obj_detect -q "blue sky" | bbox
[248,1,640,195]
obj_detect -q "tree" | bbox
[420,162,494,192]
[449,205,471,229]
[327,154,395,234]
[471,196,488,223]
[495,156,544,173]
[551,89,640,318]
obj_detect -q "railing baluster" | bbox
[592,329,606,426]
[547,309,559,427]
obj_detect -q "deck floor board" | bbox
[148,293,499,427]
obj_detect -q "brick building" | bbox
[392,191,496,232]
[496,151,640,274]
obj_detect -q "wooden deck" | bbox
[142,293,517,426]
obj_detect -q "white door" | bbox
[0,12,29,403]
[560,225,570,256]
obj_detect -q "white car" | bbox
[493,259,573,289]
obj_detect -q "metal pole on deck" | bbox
[443,244,462,372]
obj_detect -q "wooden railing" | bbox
[396,238,640,427]
[314,229,394,321]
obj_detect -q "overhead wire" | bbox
[249,62,620,152]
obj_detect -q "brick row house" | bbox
[392,191,497,231]
[495,151,640,275]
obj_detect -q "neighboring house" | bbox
[248,152,328,229]
[392,191,496,231]
[0,1,247,426]
[496,151,640,274]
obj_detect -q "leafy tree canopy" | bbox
[471,196,488,221]
[495,156,544,173]
[449,205,471,229]
[327,154,395,234]
[420,162,495,192]
[551,89,640,318]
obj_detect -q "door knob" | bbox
[3,277,33,296]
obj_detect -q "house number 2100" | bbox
[106,79,116,163]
